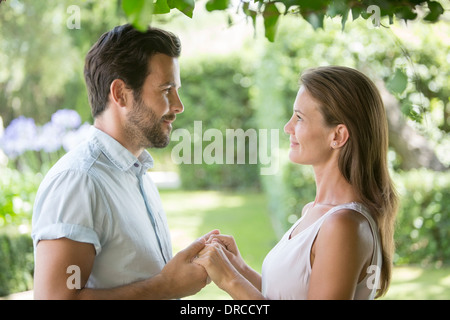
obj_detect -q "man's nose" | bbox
[172,91,184,114]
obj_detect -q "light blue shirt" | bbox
[32,127,172,289]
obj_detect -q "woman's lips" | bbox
[290,139,299,148]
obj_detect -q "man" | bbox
[32,24,216,299]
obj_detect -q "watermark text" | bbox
[171,121,279,175]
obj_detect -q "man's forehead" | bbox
[147,54,180,84]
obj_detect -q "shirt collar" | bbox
[90,127,154,173]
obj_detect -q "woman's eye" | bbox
[296,114,302,121]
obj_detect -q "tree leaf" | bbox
[297,0,329,11]
[351,6,361,21]
[263,3,280,42]
[305,12,325,30]
[206,0,230,12]
[122,0,144,23]
[395,6,417,21]
[424,1,444,22]
[387,68,408,94]
[167,0,195,18]
[243,2,257,31]
[121,0,153,31]
[154,0,171,14]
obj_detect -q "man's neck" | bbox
[94,117,143,158]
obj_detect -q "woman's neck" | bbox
[312,161,360,207]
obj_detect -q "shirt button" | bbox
[134,163,139,167]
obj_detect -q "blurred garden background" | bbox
[0,0,449,299]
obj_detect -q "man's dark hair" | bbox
[84,24,181,118]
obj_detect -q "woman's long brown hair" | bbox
[300,66,398,298]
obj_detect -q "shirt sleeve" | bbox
[32,169,104,255]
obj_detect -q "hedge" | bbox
[394,169,450,265]
[0,230,34,297]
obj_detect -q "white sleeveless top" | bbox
[261,202,382,300]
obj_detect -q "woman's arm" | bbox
[307,210,373,299]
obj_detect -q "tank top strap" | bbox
[322,203,376,229]
[322,202,380,245]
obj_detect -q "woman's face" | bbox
[284,87,335,166]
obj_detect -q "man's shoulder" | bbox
[40,139,103,187]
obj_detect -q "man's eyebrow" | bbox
[159,81,177,88]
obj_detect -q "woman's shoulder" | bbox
[323,207,372,235]
[318,207,374,254]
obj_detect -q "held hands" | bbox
[193,232,265,300]
[193,233,245,291]
[158,229,248,298]
[158,229,219,299]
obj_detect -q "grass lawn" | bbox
[161,189,450,300]
[382,266,450,300]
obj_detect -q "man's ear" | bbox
[109,79,133,109]
[331,124,350,149]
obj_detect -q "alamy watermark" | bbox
[367,5,381,29]
[170,121,279,175]
[366,264,381,290]
[66,5,81,29]
[66,264,81,290]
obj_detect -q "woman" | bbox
[194,66,398,300]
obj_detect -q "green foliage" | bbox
[122,0,155,31]
[205,0,229,12]
[122,0,196,30]
[388,68,408,95]
[118,0,445,42]
[168,0,195,18]
[0,168,41,227]
[0,0,126,127]
[168,56,261,190]
[394,169,450,265]
[262,3,281,42]
[0,230,34,297]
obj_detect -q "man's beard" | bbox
[125,97,175,149]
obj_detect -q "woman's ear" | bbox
[109,79,133,109]
[331,124,349,149]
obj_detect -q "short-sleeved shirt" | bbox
[32,127,172,289]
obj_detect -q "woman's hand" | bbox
[205,234,247,274]
[193,241,240,291]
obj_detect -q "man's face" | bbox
[125,53,184,149]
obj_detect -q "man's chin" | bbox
[152,141,170,149]
[146,135,170,149]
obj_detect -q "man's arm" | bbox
[34,235,214,300]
